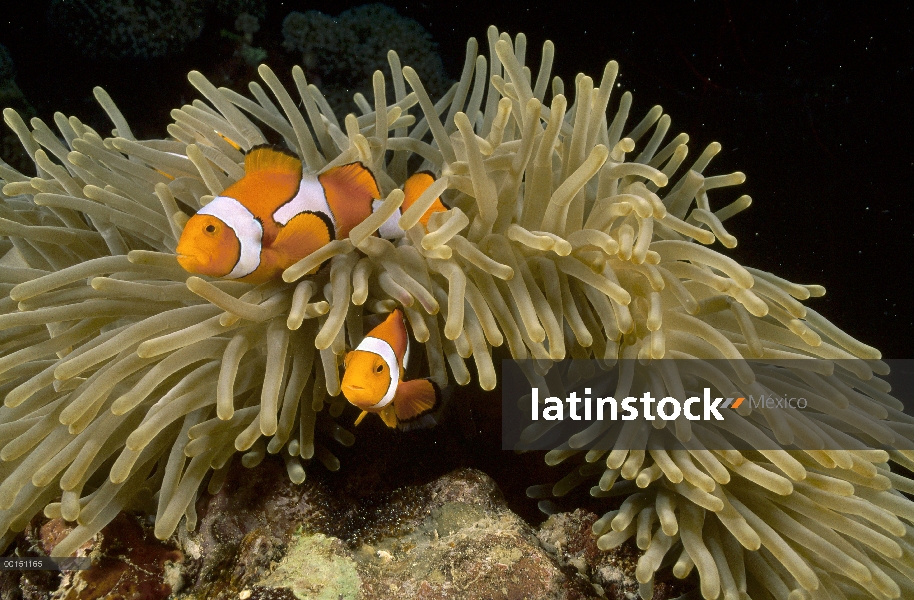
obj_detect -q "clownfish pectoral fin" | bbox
[269,211,333,272]
[318,162,380,238]
[354,410,369,426]
[378,404,399,429]
[244,144,303,177]
[401,171,447,229]
[393,379,441,425]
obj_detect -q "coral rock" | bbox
[168,464,602,599]
[538,510,688,600]
[351,469,593,599]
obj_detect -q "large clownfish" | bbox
[176,145,447,283]
[341,309,444,429]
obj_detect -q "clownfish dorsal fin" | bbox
[318,162,380,238]
[244,144,302,177]
[319,162,380,199]
[368,309,408,368]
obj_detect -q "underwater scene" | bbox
[0,2,912,599]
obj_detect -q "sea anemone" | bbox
[1,25,912,600]
[0,82,361,556]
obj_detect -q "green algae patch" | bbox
[257,533,361,600]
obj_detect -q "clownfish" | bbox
[341,309,444,429]
[176,145,447,283]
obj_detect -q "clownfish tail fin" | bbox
[401,171,435,212]
[401,171,447,228]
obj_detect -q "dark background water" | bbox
[1,2,912,522]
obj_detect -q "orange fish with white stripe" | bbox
[341,309,443,429]
[176,145,447,283]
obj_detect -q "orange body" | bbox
[176,146,446,283]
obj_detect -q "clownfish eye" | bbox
[375,363,384,373]
[204,224,216,234]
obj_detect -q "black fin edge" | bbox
[246,143,300,160]
[395,379,446,431]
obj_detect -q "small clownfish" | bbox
[176,145,447,284]
[341,309,443,429]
